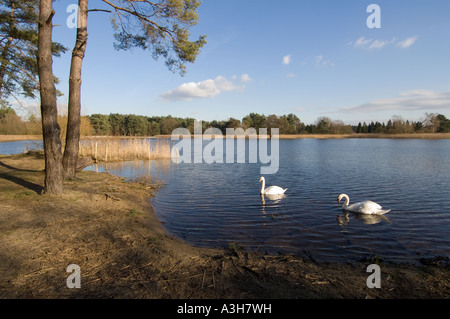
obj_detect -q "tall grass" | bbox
[79,137,171,162]
[0,135,42,142]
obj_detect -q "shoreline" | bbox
[1,132,450,143]
[278,132,450,139]
[154,132,450,139]
[0,153,448,298]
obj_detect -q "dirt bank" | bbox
[0,153,448,299]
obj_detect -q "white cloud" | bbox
[369,38,396,49]
[160,74,252,102]
[352,36,417,50]
[315,55,323,65]
[282,55,291,65]
[315,55,335,67]
[397,36,418,48]
[340,90,450,113]
[354,37,372,48]
[240,73,253,83]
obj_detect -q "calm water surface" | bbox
[0,140,43,155]
[3,139,447,264]
[85,138,450,264]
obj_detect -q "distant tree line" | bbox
[0,106,92,136]
[87,112,450,136]
[353,113,450,134]
[0,106,41,135]
[2,107,449,136]
[87,112,307,136]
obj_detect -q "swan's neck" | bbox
[342,195,350,207]
[260,179,265,194]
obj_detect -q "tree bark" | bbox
[63,0,89,179]
[38,0,63,195]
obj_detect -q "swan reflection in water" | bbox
[261,193,286,204]
[260,193,286,217]
[337,210,391,226]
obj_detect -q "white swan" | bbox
[337,194,391,215]
[259,176,287,195]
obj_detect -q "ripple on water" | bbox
[77,139,450,264]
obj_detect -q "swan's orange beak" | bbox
[259,177,262,182]
[337,197,341,203]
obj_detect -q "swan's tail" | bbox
[283,188,288,193]
[377,209,391,215]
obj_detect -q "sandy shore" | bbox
[0,153,448,299]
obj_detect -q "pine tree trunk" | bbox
[63,0,88,179]
[38,0,63,195]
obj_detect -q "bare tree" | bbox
[423,112,440,133]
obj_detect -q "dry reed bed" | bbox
[79,137,171,162]
[0,135,42,142]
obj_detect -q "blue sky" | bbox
[15,0,450,125]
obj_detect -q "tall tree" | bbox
[437,114,450,133]
[89,113,111,135]
[356,122,362,133]
[243,113,267,130]
[424,113,441,133]
[315,117,332,134]
[0,0,66,107]
[285,113,303,134]
[38,0,63,194]
[62,0,206,178]
[109,113,126,135]
[62,0,88,179]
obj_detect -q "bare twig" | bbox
[34,224,47,240]
[201,269,206,289]
[87,8,112,13]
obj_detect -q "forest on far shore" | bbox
[1,107,449,137]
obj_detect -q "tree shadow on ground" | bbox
[0,161,44,194]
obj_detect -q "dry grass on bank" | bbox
[0,153,448,299]
[0,135,42,142]
[79,137,171,162]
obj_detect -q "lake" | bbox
[0,140,43,155]
[89,138,450,265]
[1,138,449,264]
